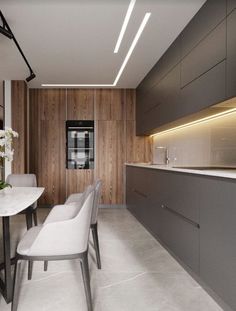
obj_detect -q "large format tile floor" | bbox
[0,208,223,311]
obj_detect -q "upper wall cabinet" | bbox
[227,0,236,13]
[136,0,233,136]
[226,9,236,98]
[181,0,226,58]
[181,20,226,87]
[138,37,181,94]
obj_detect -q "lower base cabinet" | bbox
[126,166,236,311]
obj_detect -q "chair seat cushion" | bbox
[17,226,43,256]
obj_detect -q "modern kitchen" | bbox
[0,0,236,311]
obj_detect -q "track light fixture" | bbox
[0,10,36,82]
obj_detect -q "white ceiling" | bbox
[0,0,206,88]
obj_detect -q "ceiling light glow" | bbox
[114,0,136,54]
[42,12,151,88]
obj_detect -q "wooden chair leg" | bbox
[28,261,33,280]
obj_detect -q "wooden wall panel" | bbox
[95,89,125,120]
[66,170,94,197]
[67,89,94,120]
[29,89,66,206]
[95,120,125,204]
[11,80,27,174]
[126,121,152,163]
[29,88,152,206]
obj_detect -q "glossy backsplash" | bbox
[152,111,236,167]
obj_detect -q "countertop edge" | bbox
[125,163,236,180]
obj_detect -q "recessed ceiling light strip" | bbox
[114,0,136,54]
[42,12,151,88]
[113,12,151,86]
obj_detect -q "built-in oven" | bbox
[66,120,94,169]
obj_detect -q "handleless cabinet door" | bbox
[227,0,236,13]
[181,0,226,58]
[180,60,226,117]
[226,9,236,98]
[181,20,226,87]
[199,177,236,311]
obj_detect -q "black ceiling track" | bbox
[0,10,36,82]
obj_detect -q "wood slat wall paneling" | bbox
[29,89,66,206]
[29,88,152,206]
[95,120,125,204]
[11,80,27,174]
[67,89,94,120]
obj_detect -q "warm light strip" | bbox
[150,108,236,137]
[114,0,136,53]
[41,12,151,88]
[113,12,151,86]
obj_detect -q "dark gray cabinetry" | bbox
[126,167,200,273]
[126,166,236,311]
[180,61,226,116]
[227,0,236,13]
[226,9,236,98]
[199,177,236,311]
[181,20,226,87]
[136,0,232,136]
[181,0,226,58]
[138,37,181,94]
[136,64,180,135]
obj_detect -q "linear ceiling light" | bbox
[150,108,236,137]
[114,0,136,54]
[42,12,151,88]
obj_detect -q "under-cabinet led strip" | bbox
[150,108,236,137]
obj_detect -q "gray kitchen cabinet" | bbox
[181,20,226,87]
[126,165,236,311]
[180,61,226,116]
[137,64,180,135]
[227,0,236,13]
[138,36,181,95]
[199,177,236,311]
[181,0,226,58]
[126,167,200,273]
[226,9,236,98]
[136,0,231,136]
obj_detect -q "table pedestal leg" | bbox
[2,216,13,303]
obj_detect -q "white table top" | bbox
[0,187,44,217]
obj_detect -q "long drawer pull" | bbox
[161,204,200,229]
[133,189,148,198]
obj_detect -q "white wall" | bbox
[152,111,236,167]
[4,80,12,177]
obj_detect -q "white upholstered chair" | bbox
[65,180,102,269]
[6,174,38,227]
[11,188,95,311]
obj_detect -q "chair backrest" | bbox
[28,186,95,256]
[6,174,37,187]
[6,174,37,209]
[91,179,102,224]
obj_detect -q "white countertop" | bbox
[0,187,45,216]
[125,163,236,180]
